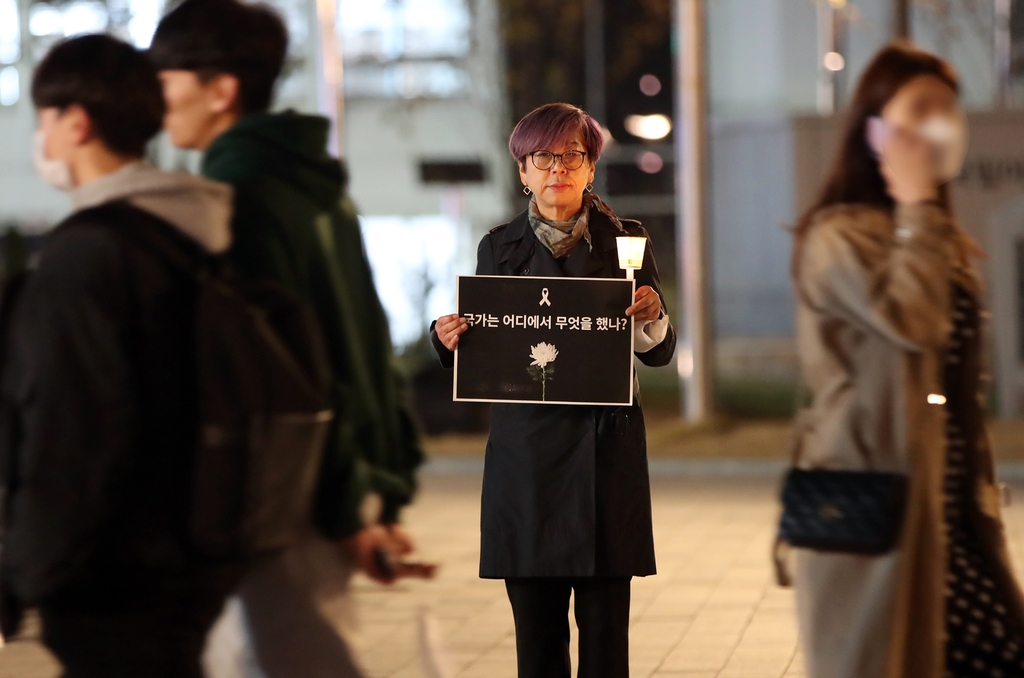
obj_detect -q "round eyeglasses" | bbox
[529,150,588,171]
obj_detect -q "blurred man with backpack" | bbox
[0,34,243,677]
[150,1,428,674]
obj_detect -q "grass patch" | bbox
[715,379,798,419]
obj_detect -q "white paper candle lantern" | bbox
[616,236,647,280]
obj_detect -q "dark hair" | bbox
[148,0,288,115]
[793,42,960,269]
[509,103,605,166]
[32,34,164,157]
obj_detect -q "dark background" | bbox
[455,276,635,404]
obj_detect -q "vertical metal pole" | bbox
[817,1,837,115]
[584,0,607,195]
[674,0,712,421]
[893,0,910,39]
[996,0,1013,108]
[314,0,346,158]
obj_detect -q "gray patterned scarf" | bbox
[528,192,625,259]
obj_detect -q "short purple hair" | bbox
[508,103,604,166]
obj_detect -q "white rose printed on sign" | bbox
[528,342,559,401]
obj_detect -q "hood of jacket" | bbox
[71,162,233,253]
[201,110,346,212]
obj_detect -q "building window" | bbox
[27,0,165,60]
[0,66,19,107]
[0,0,20,66]
[359,214,458,348]
[0,0,17,106]
[339,0,472,99]
[257,0,313,108]
[1013,0,1024,104]
[121,0,165,49]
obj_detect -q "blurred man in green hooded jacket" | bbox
[150,1,426,675]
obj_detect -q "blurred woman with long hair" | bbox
[788,42,1024,678]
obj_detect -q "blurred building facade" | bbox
[337,0,512,349]
[0,0,331,225]
[0,0,512,355]
[703,0,1024,414]
[5,0,1024,414]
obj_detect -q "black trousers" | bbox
[505,577,631,678]
[40,595,226,678]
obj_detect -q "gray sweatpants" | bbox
[202,537,364,678]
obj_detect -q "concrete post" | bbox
[995,0,1013,108]
[674,0,713,421]
[314,0,345,157]
[893,0,910,39]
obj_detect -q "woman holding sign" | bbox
[431,103,676,678]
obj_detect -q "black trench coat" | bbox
[431,206,676,578]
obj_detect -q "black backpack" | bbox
[0,203,334,634]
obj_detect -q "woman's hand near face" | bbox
[880,128,940,205]
[627,286,662,323]
[435,313,468,351]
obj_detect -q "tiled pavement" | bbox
[344,472,805,678]
[7,470,1024,678]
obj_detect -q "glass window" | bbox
[122,0,166,49]
[344,60,470,98]
[62,1,110,36]
[0,0,20,65]
[28,3,62,37]
[28,0,165,60]
[340,0,470,60]
[359,214,459,348]
[0,66,19,106]
[254,0,312,109]
[339,0,472,99]
[1013,0,1024,104]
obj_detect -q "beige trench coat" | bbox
[789,202,1024,678]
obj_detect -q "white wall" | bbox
[0,90,68,229]
[0,0,67,230]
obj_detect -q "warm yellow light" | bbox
[677,348,694,378]
[927,393,947,405]
[823,51,845,72]
[828,0,847,8]
[617,236,647,274]
[624,114,672,140]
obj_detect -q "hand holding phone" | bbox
[373,546,439,581]
[867,117,938,205]
[866,116,893,157]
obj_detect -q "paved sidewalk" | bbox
[6,472,1024,678]
[346,473,803,678]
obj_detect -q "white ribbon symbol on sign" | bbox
[539,288,552,307]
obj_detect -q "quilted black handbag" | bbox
[778,467,908,554]
[773,404,910,587]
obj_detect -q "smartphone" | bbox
[373,546,396,579]
[372,546,439,580]
[866,116,892,157]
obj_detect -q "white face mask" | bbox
[32,128,74,192]
[917,111,968,185]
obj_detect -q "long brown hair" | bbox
[792,42,960,270]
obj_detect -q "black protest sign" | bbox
[454,275,635,405]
